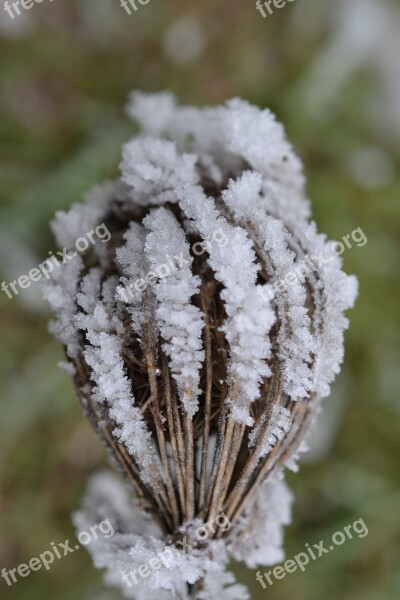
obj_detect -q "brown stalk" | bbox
[223,361,282,521]
[207,413,235,522]
[163,355,186,517]
[184,412,195,521]
[198,292,213,511]
[144,323,180,530]
[229,400,312,529]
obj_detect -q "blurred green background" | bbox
[0,0,399,599]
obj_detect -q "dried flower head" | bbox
[43,92,358,599]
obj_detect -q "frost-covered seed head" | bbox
[44,92,357,600]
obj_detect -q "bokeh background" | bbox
[0,0,399,599]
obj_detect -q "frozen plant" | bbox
[44,91,358,599]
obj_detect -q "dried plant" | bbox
[43,92,358,599]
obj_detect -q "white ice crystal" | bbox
[229,477,293,568]
[51,181,117,249]
[126,91,176,138]
[222,171,317,400]
[116,223,150,334]
[196,570,250,600]
[120,138,198,206]
[249,404,292,461]
[269,218,358,398]
[75,275,160,488]
[73,471,161,537]
[44,91,358,600]
[74,473,235,600]
[42,257,83,358]
[143,208,204,415]
[177,186,275,426]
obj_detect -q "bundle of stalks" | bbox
[44,92,357,599]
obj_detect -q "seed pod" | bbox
[44,92,358,599]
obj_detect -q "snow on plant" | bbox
[43,91,358,599]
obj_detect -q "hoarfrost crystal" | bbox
[44,92,357,599]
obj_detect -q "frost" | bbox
[58,360,76,375]
[44,91,358,600]
[51,181,116,249]
[221,98,305,192]
[116,223,149,334]
[74,473,237,599]
[143,208,204,415]
[120,138,198,206]
[126,93,307,200]
[197,569,250,600]
[222,171,317,400]
[73,471,161,538]
[76,268,102,314]
[42,257,83,358]
[126,94,245,177]
[229,477,293,568]
[179,185,275,425]
[285,440,310,473]
[126,91,176,137]
[75,276,160,487]
[270,216,358,398]
[249,405,292,460]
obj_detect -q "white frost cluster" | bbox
[74,274,160,488]
[42,257,84,358]
[249,404,292,461]
[122,92,357,407]
[75,473,248,600]
[143,208,204,415]
[116,223,150,334]
[177,186,275,426]
[51,181,117,249]
[222,171,317,400]
[44,91,358,600]
[229,477,293,568]
[120,138,198,206]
